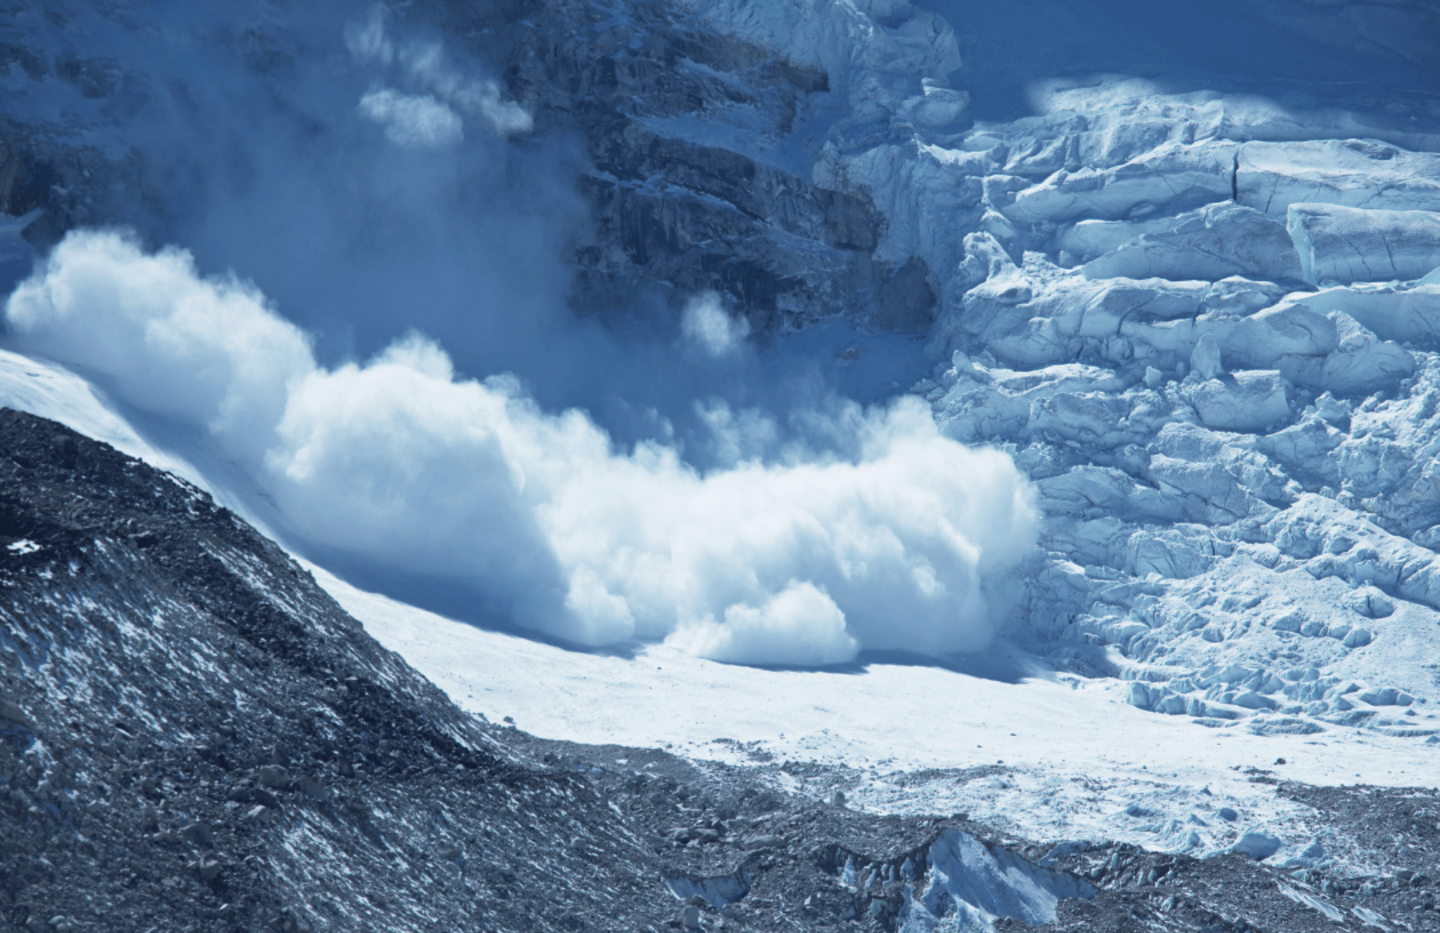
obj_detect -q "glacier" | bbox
[645,0,1440,748]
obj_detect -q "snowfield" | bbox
[317,564,1439,878]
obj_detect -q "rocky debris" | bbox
[498,727,1440,933]
[0,408,678,933]
[1031,803,1440,933]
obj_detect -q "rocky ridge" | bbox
[0,407,676,932]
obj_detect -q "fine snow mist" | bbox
[74,2,845,455]
[6,230,1039,665]
[1,2,1042,665]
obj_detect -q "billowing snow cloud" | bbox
[359,89,464,148]
[348,9,532,140]
[6,231,1039,665]
[682,292,751,359]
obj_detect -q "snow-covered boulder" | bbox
[1083,203,1303,284]
[1180,371,1291,433]
[1003,140,1238,225]
[1230,831,1283,861]
[1238,139,1440,219]
[1287,203,1440,286]
[1056,214,1179,262]
[1280,313,1415,396]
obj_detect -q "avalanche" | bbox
[2,0,1440,891]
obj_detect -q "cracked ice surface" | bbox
[681,0,1440,759]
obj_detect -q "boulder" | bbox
[1288,203,1440,285]
[1084,203,1302,284]
[1230,830,1282,861]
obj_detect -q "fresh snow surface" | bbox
[319,564,1439,878]
[0,348,206,488]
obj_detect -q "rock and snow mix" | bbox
[2,0,1440,887]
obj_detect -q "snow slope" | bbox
[319,564,1439,879]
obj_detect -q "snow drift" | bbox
[4,230,1039,665]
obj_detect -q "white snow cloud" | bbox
[666,582,857,667]
[349,9,532,140]
[3,232,311,464]
[402,42,534,137]
[359,89,464,148]
[682,292,751,359]
[6,231,1040,665]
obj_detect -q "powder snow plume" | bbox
[5,230,1039,665]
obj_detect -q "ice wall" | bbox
[682,0,1440,729]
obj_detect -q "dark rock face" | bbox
[0,0,935,333]
[0,408,677,932]
[399,0,924,331]
[0,138,133,249]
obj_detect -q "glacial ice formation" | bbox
[1288,203,1440,286]
[896,830,1098,930]
[682,0,1440,738]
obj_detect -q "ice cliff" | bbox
[661,0,1440,737]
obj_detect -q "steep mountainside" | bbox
[4,0,1440,926]
[0,408,677,932]
[4,407,1440,932]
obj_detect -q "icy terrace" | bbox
[690,0,1440,738]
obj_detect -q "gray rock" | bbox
[296,774,330,802]
[179,821,212,846]
[190,857,223,881]
[256,765,290,789]
[0,695,34,728]
[1230,830,1282,860]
